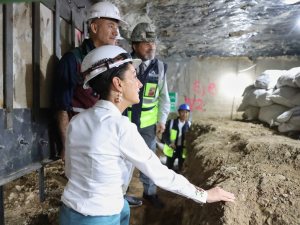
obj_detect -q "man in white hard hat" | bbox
[53,1,142,207]
[126,23,171,208]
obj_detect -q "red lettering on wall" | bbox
[187,81,216,111]
[185,98,196,111]
[208,83,216,95]
[193,81,201,94]
[196,99,205,111]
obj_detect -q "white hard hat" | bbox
[81,45,141,89]
[86,2,128,27]
[116,28,124,40]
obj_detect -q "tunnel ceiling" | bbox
[89,0,300,58]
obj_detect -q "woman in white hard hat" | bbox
[59,45,235,225]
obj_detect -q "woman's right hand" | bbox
[206,187,235,203]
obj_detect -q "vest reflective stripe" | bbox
[163,119,189,159]
[129,60,165,128]
[163,128,177,157]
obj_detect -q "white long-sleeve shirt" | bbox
[61,100,207,216]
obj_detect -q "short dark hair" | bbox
[88,62,131,100]
[131,42,140,53]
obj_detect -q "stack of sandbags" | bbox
[269,87,300,108]
[258,104,289,126]
[237,84,273,112]
[276,106,300,132]
[254,70,288,89]
[276,67,300,88]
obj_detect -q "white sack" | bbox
[259,104,289,126]
[242,106,260,120]
[276,67,300,88]
[290,93,300,106]
[237,89,273,111]
[254,70,287,89]
[277,106,300,132]
[269,87,300,108]
[242,84,255,97]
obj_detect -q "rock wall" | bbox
[181,119,300,224]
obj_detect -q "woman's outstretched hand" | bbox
[206,187,235,203]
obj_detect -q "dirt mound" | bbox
[4,119,300,224]
[3,161,66,225]
[181,119,300,225]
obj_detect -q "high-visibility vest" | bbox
[128,58,167,129]
[163,119,190,158]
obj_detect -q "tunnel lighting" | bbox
[238,64,257,73]
[285,0,300,4]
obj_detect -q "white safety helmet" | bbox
[86,2,128,27]
[81,45,141,89]
[116,28,124,40]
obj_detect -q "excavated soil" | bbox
[4,119,300,224]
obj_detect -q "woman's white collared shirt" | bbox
[61,100,207,216]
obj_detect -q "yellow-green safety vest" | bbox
[163,119,188,158]
[128,59,166,128]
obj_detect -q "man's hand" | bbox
[156,122,166,135]
[169,143,176,150]
[206,186,235,203]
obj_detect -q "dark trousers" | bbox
[166,147,185,172]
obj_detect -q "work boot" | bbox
[124,195,142,207]
[143,192,165,208]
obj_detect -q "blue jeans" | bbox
[59,199,130,225]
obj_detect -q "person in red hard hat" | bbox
[162,104,191,173]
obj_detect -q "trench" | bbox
[3,119,300,225]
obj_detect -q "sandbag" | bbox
[242,106,260,120]
[290,93,300,106]
[237,88,273,111]
[254,70,287,89]
[269,87,300,108]
[259,104,289,126]
[242,84,255,97]
[277,106,300,132]
[276,67,300,88]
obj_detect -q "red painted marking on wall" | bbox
[187,81,217,112]
[208,83,216,95]
[195,99,205,111]
[193,81,201,94]
[201,87,205,97]
[185,98,196,111]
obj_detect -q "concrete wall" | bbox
[162,56,300,121]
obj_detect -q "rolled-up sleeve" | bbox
[119,122,207,204]
[53,52,78,112]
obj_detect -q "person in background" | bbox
[128,22,170,208]
[162,104,191,173]
[115,28,123,47]
[53,2,141,207]
[59,45,235,225]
